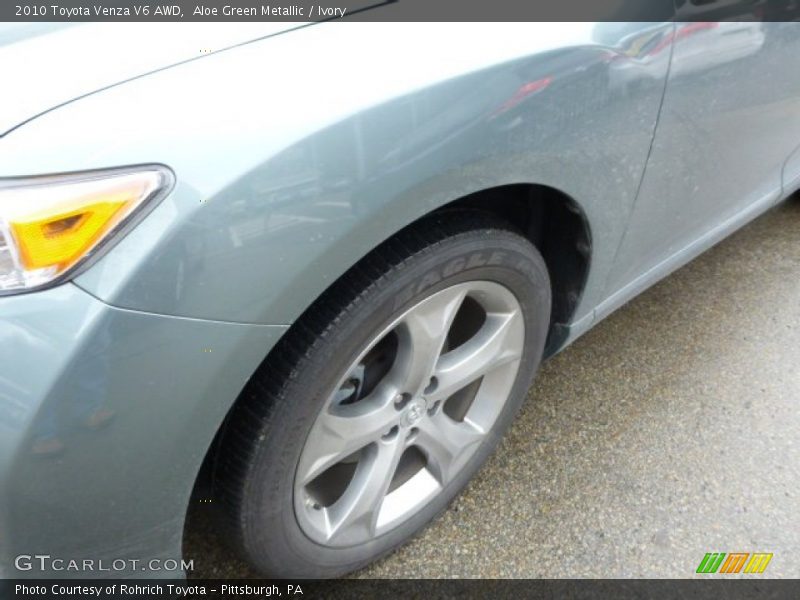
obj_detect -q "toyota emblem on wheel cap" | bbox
[403,398,426,427]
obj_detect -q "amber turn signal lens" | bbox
[0,167,171,293]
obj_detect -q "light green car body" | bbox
[1,19,799,576]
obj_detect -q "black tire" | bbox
[213,210,552,578]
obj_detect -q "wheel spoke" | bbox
[297,384,399,485]
[399,286,467,395]
[416,412,485,486]
[429,311,522,403]
[326,435,406,543]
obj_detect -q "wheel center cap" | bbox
[403,399,426,427]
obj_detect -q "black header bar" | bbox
[4,0,800,22]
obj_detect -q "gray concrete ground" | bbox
[185,198,800,578]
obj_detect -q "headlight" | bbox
[0,165,173,294]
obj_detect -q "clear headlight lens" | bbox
[0,166,173,294]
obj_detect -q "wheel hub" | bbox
[402,398,427,427]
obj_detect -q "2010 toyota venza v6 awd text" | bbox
[1,19,799,578]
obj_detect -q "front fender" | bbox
[0,22,672,327]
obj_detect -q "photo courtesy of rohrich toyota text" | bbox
[15,583,301,596]
[0,0,799,598]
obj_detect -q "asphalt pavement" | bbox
[185,197,800,578]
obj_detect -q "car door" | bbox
[602,5,800,310]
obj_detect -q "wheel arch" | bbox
[429,183,591,356]
[255,178,593,357]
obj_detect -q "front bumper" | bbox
[0,284,286,578]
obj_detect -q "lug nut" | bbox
[394,393,411,410]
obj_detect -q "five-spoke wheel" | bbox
[295,281,524,546]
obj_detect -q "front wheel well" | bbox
[432,183,591,356]
[183,182,592,559]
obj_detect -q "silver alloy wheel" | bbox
[294,281,525,547]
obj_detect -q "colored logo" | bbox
[696,552,773,574]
